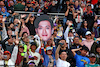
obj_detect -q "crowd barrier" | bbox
[5,11,100,25]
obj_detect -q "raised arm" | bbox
[41,38,46,57]
[53,16,58,24]
[51,36,56,56]
[65,6,70,16]
[25,13,31,23]
[64,21,72,40]
[71,47,82,56]
[0,37,10,51]
[15,19,21,39]
[55,45,61,60]
[10,39,19,63]
[2,18,8,40]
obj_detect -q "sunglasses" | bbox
[87,34,91,36]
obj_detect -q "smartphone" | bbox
[59,43,64,46]
[11,35,16,38]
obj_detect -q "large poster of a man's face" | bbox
[34,15,53,41]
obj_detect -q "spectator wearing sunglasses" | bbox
[82,31,94,51]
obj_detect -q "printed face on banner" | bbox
[35,20,52,41]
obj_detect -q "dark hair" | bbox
[22,32,28,37]
[8,23,14,26]
[34,15,53,29]
[73,36,79,41]
[81,45,89,52]
[30,42,37,48]
[0,27,2,31]
[7,29,12,31]
[96,45,100,49]
[18,0,21,1]
[81,21,88,28]
[59,50,67,55]
[59,39,66,42]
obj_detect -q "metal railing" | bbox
[5,11,100,25]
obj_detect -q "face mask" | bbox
[69,37,74,39]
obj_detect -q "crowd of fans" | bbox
[0,0,100,67]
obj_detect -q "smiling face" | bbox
[73,37,79,44]
[19,47,24,53]
[36,20,52,41]
[47,50,52,55]
[89,57,96,63]
[60,52,68,61]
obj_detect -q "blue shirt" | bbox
[74,54,90,67]
[1,12,10,18]
[41,47,56,67]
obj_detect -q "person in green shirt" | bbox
[14,0,25,11]
[85,53,99,67]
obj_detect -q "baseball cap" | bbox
[89,53,96,57]
[85,31,91,36]
[81,45,89,52]
[34,15,53,28]
[46,47,52,51]
[4,51,11,56]
[28,60,35,65]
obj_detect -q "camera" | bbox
[59,43,64,46]
[11,35,16,38]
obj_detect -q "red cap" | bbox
[4,51,11,56]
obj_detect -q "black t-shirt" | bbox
[83,11,95,31]
[25,6,32,12]
[48,5,57,13]
[61,4,68,13]
[66,10,74,21]
[25,21,36,35]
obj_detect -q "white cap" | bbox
[85,31,91,36]
[28,60,35,65]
